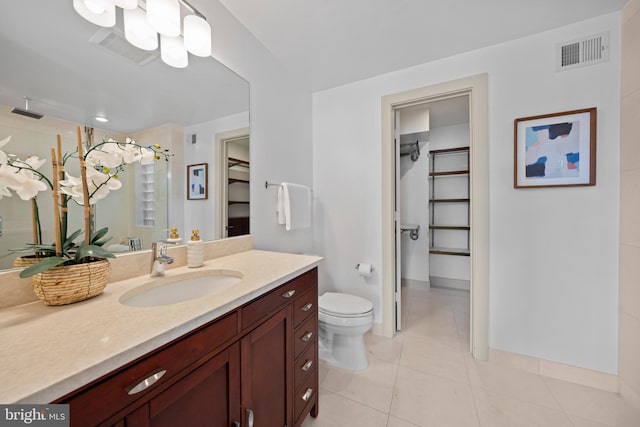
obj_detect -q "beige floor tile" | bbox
[390,366,479,427]
[449,293,470,314]
[545,377,640,427]
[365,331,405,364]
[473,388,573,427]
[488,348,540,375]
[320,357,398,413]
[568,414,617,427]
[318,359,330,385]
[400,332,469,383]
[301,389,389,427]
[386,415,420,427]
[466,357,561,410]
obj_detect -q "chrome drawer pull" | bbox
[301,388,313,402]
[127,369,167,395]
[302,331,313,342]
[282,290,296,298]
[301,359,313,372]
[246,408,254,427]
[301,303,313,312]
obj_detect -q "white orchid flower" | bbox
[22,155,46,170]
[0,163,22,190]
[13,176,48,200]
[139,148,156,165]
[86,143,124,169]
[59,173,85,200]
[0,136,11,164]
[121,144,142,164]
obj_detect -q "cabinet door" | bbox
[127,343,241,427]
[241,307,292,427]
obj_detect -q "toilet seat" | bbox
[319,292,373,318]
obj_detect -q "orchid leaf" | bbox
[92,236,113,247]
[90,227,109,243]
[19,256,68,278]
[74,244,115,261]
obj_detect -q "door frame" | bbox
[380,74,489,360]
[215,127,250,240]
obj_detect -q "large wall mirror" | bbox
[0,1,250,270]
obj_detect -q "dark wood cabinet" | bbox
[241,308,292,427]
[58,268,318,427]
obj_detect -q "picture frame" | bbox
[187,163,208,200]
[514,107,596,188]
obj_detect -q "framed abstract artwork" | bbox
[514,108,596,188]
[187,163,208,200]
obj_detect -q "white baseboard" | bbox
[620,380,640,412]
[489,348,619,393]
[429,276,470,291]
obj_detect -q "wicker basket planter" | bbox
[13,255,43,268]
[32,258,111,306]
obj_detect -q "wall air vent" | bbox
[89,28,159,66]
[557,32,609,71]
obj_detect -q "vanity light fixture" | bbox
[73,0,211,68]
[160,35,189,68]
[73,0,116,28]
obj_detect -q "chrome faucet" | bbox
[150,241,175,277]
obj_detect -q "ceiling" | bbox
[0,0,249,134]
[218,0,627,91]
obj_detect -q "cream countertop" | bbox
[0,249,322,404]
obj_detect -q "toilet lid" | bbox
[319,292,373,316]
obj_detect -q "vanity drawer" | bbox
[294,373,317,425]
[293,288,317,328]
[294,342,316,392]
[64,312,238,426]
[294,314,317,359]
[241,268,317,331]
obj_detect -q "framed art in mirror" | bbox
[188,163,208,200]
[514,107,596,188]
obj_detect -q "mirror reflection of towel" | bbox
[277,186,286,225]
[282,182,311,231]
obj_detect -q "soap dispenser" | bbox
[187,229,204,268]
[167,228,182,244]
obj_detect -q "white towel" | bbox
[277,186,286,225]
[282,182,311,231]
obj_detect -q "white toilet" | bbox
[318,292,374,371]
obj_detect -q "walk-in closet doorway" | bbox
[381,74,490,361]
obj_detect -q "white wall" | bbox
[399,146,430,283]
[193,0,314,255]
[313,13,621,374]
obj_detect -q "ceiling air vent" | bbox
[557,32,609,71]
[89,28,159,66]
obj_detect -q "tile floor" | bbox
[301,285,640,427]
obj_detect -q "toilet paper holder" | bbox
[355,263,374,273]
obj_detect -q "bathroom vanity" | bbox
[0,246,320,427]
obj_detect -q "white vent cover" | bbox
[557,32,609,71]
[89,28,159,66]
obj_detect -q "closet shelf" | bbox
[228,157,250,169]
[429,170,469,177]
[429,247,470,256]
[429,146,471,258]
[429,224,470,230]
[228,201,250,206]
[430,146,470,155]
[429,198,470,203]
[229,178,250,184]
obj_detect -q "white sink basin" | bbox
[120,270,243,307]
